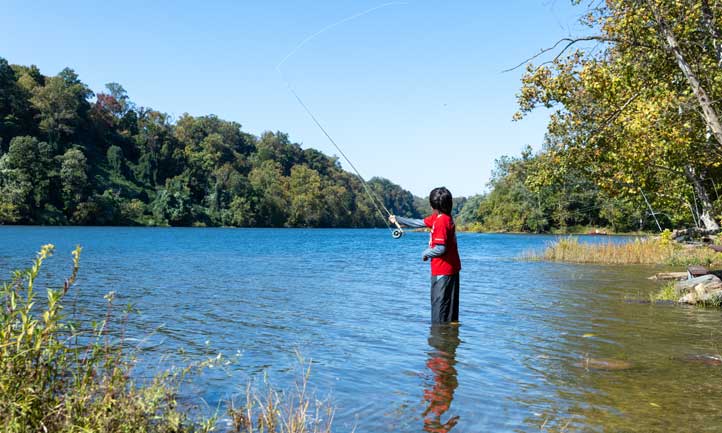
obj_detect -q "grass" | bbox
[227,367,335,433]
[526,236,722,266]
[651,281,678,302]
[0,245,336,433]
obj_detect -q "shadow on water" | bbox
[422,324,461,433]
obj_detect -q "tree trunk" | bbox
[701,0,722,66]
[649,2,722,149]
[684,165,720,230]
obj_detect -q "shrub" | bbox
[0,244,216,432]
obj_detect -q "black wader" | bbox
[430,273,460,323]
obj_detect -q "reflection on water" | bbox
[423,324,460,433]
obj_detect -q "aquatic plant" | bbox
[0,245,335,433]
[226,363,335,433]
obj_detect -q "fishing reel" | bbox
[392,229,404,239]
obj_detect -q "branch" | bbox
[502,35,657,73]
[587,92,641,139]
[649,163,684,175]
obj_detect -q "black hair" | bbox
[429,187,453,215]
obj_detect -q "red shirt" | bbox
[423,212,461,276]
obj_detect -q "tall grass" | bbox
[227,365,335,433]
[650,281,677,302]
[0,245,335,433]
[527,237,722,266]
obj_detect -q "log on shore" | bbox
[648,272,688,281]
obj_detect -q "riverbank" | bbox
[458,223,651,236]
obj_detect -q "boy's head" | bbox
[429,187,453,215]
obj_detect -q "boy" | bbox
[389,187,461,324]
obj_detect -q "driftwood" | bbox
[648,272,688,281]
[671,227,720,241]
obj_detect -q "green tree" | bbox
[0,58,32,145]
[248,160,289,227]
[59,148,88,213]
[288,164,325,227]
[0,136,54,219]
[152,177,193,226]
[225,196,255,227]
[30,68,92,146]
[368,177,420,219]
[107,145,125,175]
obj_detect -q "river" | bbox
[1,227,721,432]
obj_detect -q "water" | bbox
[2,227,722,432]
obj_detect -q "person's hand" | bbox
[389,215,397,225]
[423,255,429,261]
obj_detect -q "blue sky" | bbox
[1,0,587,197]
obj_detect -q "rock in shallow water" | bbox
[572,358,634,371]
[648,272,688,281]
[675,274,722,304]
[677,354,722,366]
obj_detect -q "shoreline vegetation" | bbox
[0,245,335,433]
[524,231,722,306]
[525,233,722,267]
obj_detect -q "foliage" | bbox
[512,0,722,231]
[0,245,217,432]
[652,281,678,302]
[660,228,673,246]
[0,58,422,227]
[461,150,649,233]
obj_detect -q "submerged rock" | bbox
[623,299,676,305]
[573,358,634,371]
[678,354,722,366]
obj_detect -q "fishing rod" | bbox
[283,84,404,238]
[276,2,407,239]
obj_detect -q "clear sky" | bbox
[1,0,588,197]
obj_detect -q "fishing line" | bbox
[285,84,395,231]
[276,2,408,238]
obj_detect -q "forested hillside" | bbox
[0,58,420,227]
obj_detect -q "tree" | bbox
[248,160,289,227]
[30,68,92,146]
[152,177,193,226]
[368,177,420,219]
[59,148,88,213]
[0,58,32,145]
[0,136,54,218]
[107,145,125,175]
[104,82,134,116]
[252,131,302,175]
[288,164,325,227]
[514,0,722,230]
